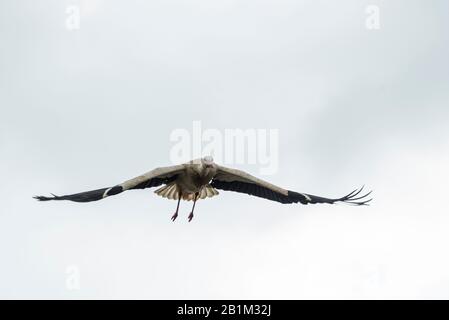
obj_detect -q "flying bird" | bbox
[34,156,372,221]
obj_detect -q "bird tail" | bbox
[154,183,181,200]
[154,183,219,201]
[197,184,219,200]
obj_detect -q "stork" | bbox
[34,156,372,221]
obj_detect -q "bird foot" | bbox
[188,212,194,222]
[171,212,178,222]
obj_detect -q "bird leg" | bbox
[188,192,199,222]
[171,193,182,222]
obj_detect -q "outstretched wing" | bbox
[34,165,185,203]
[210,165,372,205]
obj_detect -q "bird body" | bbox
[153,157,220,201]
[176,158,218,196]
[35,156,371,221]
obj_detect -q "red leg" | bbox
[171,193,181,222]
[188,193,199,222]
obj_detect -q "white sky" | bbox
[1,0,449,299]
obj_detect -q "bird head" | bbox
[202,156,215,168]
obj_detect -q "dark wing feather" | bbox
[129,175,178,190]
[287,187,372,205]
[211,166,372,206]
[34,187,119,203]
[34,165,184,203]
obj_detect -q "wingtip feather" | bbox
[339,187,373,206]
[33,194,59,201]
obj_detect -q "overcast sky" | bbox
[1,0,449,299]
